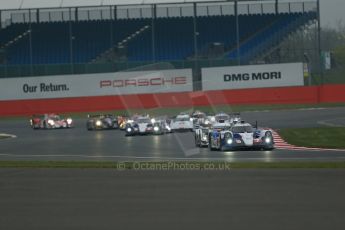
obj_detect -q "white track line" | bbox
[317,117,345,127]
[0,133,17,138]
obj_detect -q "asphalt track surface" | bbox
[1,107,345,162]
[1,168,345,230]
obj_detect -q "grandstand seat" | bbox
[0,11,316,65]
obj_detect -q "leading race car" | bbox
[30,113,73,129]
[208,121,274,151]
[86,114,118,130]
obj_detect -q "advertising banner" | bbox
[0,69,193,101]
[201,63,304,91]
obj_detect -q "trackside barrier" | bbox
[319,85,345,103]
[0,84,344,116]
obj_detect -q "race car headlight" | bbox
[211,117,216,122]
[127,127,132,132]
[265,137,271,144]
[66,118,73,125]
[154,126,159,132]
[96,120,102,126]
[227,139,233,145]
[48,119,54,126]
[151,118,156,123]
[204,120,209,125]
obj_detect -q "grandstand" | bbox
[0,0,319,78]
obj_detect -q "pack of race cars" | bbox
[29,111,274,151]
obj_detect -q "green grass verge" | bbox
[2,103,345,120]
[1,161,345,169]
[279,127,345,149]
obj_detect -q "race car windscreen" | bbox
[175,117,190,121]
[232,125,254,133]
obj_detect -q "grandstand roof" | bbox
[0,0,236,11]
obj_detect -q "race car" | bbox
[194,118,231,147]
[229,113,242,124]
[125,123,139,136]
[194,126,210,147]
[170,113,193,132]
[30,114,73,129]
[191,110,208,130]
[118,116,130,130]
[86,114,118,130]
[208,112,232,126]
[151,117,172,134]
[125,116,154,136]
[208,121,274,151]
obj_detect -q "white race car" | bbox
[194,126,210,147]
[194,115,231,147]
[191,110,208,130]
[151,117,172,134]
[170,113,193,132]
[208,112,232,126]
[125,116,155,135]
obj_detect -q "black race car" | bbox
[86,114,119,130]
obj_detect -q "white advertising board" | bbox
[0,69,193,101]
[201,63,304,91]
